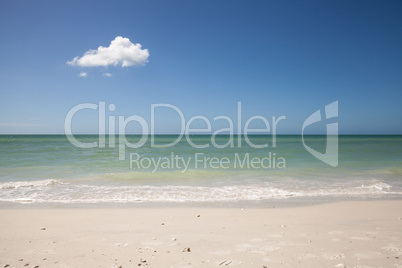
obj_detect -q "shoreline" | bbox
[1,200,401,267]
[1,196,402,209]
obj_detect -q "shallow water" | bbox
[0,135,401,206]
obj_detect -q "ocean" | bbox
[0,135,401,206]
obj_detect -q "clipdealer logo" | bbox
[302,101,338,167]
[64,101,338,169]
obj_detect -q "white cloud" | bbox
[103,72,112,77]
[79,71,88,77]
[67,36,149,67]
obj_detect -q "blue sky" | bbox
[0,0,401,134]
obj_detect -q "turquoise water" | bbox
[0,135,401,205]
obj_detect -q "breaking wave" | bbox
[0,179,400,204]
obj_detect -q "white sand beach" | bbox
[0,201,401,267]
